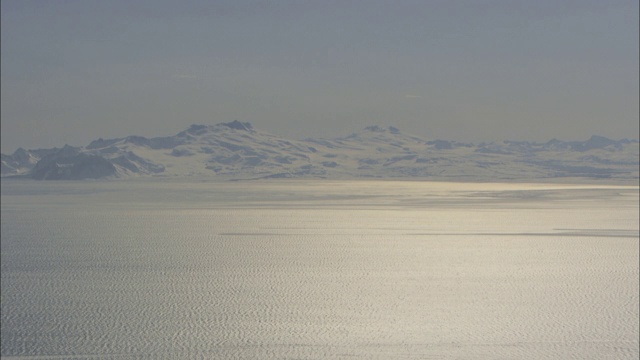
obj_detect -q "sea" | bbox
[1,178,638,359]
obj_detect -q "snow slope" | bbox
[1,121,638,181]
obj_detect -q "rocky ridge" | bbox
[2,121,638,181]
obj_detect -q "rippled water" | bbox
[1,179,638,359]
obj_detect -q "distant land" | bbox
[1,121,638,182]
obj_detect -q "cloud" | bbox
[404,94,421,99]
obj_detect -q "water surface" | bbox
[2,179,638,359]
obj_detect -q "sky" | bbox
[1,0,638,153]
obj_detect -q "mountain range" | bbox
[2,121,638,181]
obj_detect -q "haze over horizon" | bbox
[2,0,638,154]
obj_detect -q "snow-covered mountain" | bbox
[2,121,638,181]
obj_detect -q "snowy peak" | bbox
[1,123,638,181]
[356,125,404,135]
[221,120,253,131]
[575,135,619,152]
[362,125,395,133]
[177,121,253,137]
[338,125,427,151]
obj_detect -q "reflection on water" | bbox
[1,180,638,359]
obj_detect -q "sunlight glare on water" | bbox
[1,180,638,359]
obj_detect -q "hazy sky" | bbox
[1,0,638,153]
